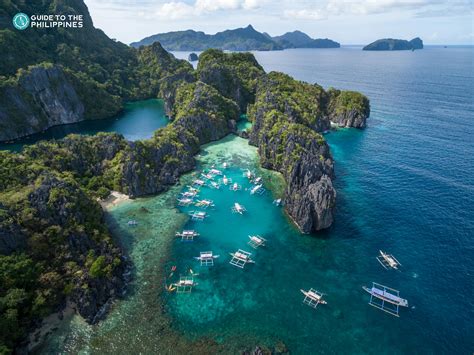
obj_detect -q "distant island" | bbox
[363,37,423,51]
[130,25,340,51]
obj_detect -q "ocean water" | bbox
[0,99,168,151]
[38,46,474,353]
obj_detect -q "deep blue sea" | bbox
[36,46,474,354]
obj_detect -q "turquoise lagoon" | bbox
[0,99,168,151]
[38,46,473,353]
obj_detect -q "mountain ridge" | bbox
[130,25,340,50]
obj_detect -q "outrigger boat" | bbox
[181,190,198,198]
[209,181,220,189]
[189,211,208,221]
[195,199,214,208]
[201,173,214,180]
[254,177,262,184]
[221,175,232,185]
[229,249,255,268]
[273,198,282,206]
[301,288,327,308]
[194,251,220,266]
[362,282,408,317]
[176,230,200,241]
[209,168,223,176]
[248,235,267,249]
[377,250,402,270]
[177,197,193,206]
[230,183,241,191]
[250,184,265,195]
[244,169,254,180]
[223,162,228,169]
[231,202,246,214]
[173,276,196,293]
[193,179,206,187]
[127,220,138,226]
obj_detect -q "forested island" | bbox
[0,0,368,352]
[363,37,423,51]
[130,25,340,51]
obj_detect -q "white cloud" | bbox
[155,0,262,19]
[284,0,457,20]
[157,2,195,19]
[284,9,327,20]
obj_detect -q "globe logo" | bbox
[12,13,30,30]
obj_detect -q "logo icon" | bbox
[12,13,30,30]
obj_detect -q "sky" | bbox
[84,0,474,45]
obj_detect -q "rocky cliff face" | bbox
[197,49,265,113]
[120,81,239,197]
[27,174,127,323]
[0,63,124,141]
[0,65,83,141]
[250,112,336,232]
[327,89,371,128]
[0,204,27,254]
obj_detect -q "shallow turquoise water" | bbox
[0,99,168,151]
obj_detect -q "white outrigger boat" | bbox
[176,230,200,241]
[250,184,265,195]
[377,250,402,270]
[248,235,266,249]
[177,197,193,206]
[244,169,254,180]
[194,251,220,266]
[127,220,138,226]
[253,176,262,184]
[189,211,208,221]
[209,168,223,176]
[273,198,282,206]
[201,173,214,180]
[209,181,220,189]
[363,282,408,317]
[195,199,214,208]
[173,276,196,293]
[181,190,198,198]
[192,179,206,187]
[229,249,255,268]
[221,175,232,185]
[229,183,241,191]
[231,202,246,214]
[301,288,327,308]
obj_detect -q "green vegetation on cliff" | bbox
[0,1,192,141]
[0,154,125,352]
[197,49,265,112]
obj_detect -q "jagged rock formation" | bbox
[0,1,192,142]
[197,49,265,113]
[363,37,424,51]
[328,89,371,128]
[249,72,337,232]
[247,71,369,231]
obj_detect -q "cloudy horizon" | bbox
[84,0,474,45]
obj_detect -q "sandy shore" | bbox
[100,191,130,209]
[26,301,76,353]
